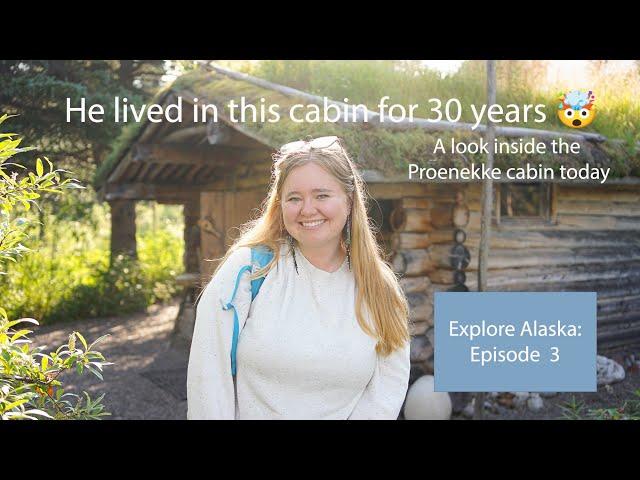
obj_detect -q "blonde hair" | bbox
[210,138,410,356]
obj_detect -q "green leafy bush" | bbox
[0,114,112,419]
[0,319,112,419]
[0,202,183,325]
[559,390,640,420]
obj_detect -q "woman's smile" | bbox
[299,219,326,229]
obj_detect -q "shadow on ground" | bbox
[31,301,189,420]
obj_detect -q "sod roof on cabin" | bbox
[94,68,640,188]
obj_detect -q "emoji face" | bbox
[557,90,596,129]
[557,105,596,128]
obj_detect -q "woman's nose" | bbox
[300,198,317,216]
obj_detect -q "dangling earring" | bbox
[345,214,352,271]
[288,233,299,274]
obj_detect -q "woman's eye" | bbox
[317,194,329,199]
[288,197,301,202]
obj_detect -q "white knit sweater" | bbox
[186,245,410,420]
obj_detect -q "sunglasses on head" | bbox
[278,135,344,155]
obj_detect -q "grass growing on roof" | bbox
[95,63,640,186]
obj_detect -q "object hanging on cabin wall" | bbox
[449,191,470,293]
[198,215,222,239]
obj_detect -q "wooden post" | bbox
[183,195,201,273]
[475,60,497,420]
[109,199,137,261]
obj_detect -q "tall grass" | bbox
[0,200,184,325]
[247,60,640,141]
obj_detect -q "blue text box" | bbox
[434,292,597,392]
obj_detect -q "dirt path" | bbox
[30,303,640,420]
[31,301,188,420]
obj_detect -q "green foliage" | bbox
[0,60,167,182]
[248,60,640,139]
[0,206,184,325]
[0,115,112,419]
[156,62,639,180]
[0,113,81,269]
[558,395,587,420]
[0,316,112,419]
[559,390,640,420]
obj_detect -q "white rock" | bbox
[462,401,475,419]
[403,375,452,420]
[513,392,530,408]
[527,394,544,412]
[596,355,625,385]
[459,397,497,418]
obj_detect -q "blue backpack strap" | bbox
[250,245,274,300]
[221,246,274,377]
[220,264,252,377]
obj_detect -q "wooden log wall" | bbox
[198,188,267,284]
[383,184,471,378]
[462,182,640,353]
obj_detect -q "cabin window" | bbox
[497,183,554,225]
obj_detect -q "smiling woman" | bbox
[187,135,411,420]
[281,162,351,272]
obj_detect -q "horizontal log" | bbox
[430,205,454,228]
[137,107,170,143]
[597,324,640,348]
[390,208,433,232]
[247,161,274,176]
[428,283,456,293]
[206,174,271,191]
[468,278,640,297]
[392,249,435,276]
[162,126,208,143]
[399,276,432,294]
[207,120,262,148]
[428,269,467,285]
[466,246,640,272]
[104,182,201,201]
[557,186,640,202]
[409,321,430,336]
[390,231,455,250]
[406,292,433,323]
[598,311,640,327]
[557,214,640,230]
[468,210,640,232]
[410,335,434,363]
[464,229,640,250]
[556,200,640,216]
[132,143,269,166]
[393,245,469,276]
[598,295,640,317]
[466,262,640,291]
[598,286,640,301]
[397,197,435,209]
[366,183,430,199]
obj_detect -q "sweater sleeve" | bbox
[348,339,411,420]
[186,247,252,420]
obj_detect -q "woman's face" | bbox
[281,162,350,251]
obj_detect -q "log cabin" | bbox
[94,64,640,385]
